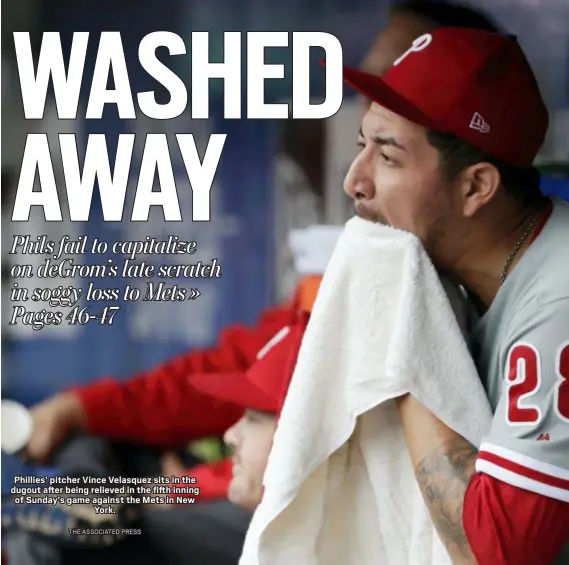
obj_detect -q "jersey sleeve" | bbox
[73,303,296,445]
[476,298,569,503]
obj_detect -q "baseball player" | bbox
[342,27,568,565]
[189,314,310,511]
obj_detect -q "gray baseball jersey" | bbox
[470,198,569,560]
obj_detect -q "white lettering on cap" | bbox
[469,112,490,133]
[256,326,291,360]
[392,33,433,67]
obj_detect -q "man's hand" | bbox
[25,392,86,462]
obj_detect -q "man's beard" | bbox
[354,201,448,267]
[354,201,389,225]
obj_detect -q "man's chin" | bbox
[227,478,259,512]
[227,477,243,504]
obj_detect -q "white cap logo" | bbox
[393,33,433,66]
[469,112,490,133]
[256,326,290,360]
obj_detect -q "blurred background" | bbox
[2,0,568,406]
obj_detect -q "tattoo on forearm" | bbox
[414,438,478,564]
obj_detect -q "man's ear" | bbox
[459,162,501,217]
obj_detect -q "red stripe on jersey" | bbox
[477,450,569,491]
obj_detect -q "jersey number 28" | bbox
[506,342,569,425]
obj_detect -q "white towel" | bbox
[240,217,493,565]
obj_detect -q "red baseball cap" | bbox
[343,27,548,168]
[189,312,309,415]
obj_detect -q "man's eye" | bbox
[356,141,365,150]
[380,153,393,164]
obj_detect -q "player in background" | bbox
[343,26,569,565]
[11,267,324,565]
[360,0,501,77]
[189,314,310,512]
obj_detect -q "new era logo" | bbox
[469,112,490,133]
[537,433,550,442]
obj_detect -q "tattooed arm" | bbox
[396,393,478,565]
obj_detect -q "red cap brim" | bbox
[190,372,278,413]
[342,66,443,131]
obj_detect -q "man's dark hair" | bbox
[391,2,541,208]
[427,131,544,208]
[391,0,503,33]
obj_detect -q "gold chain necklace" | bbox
[499,213,541,286]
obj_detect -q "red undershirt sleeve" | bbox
[463,472,569,565]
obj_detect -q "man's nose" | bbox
[344,152,375,201]
[224,422,240,448]
[344,171,375,202]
